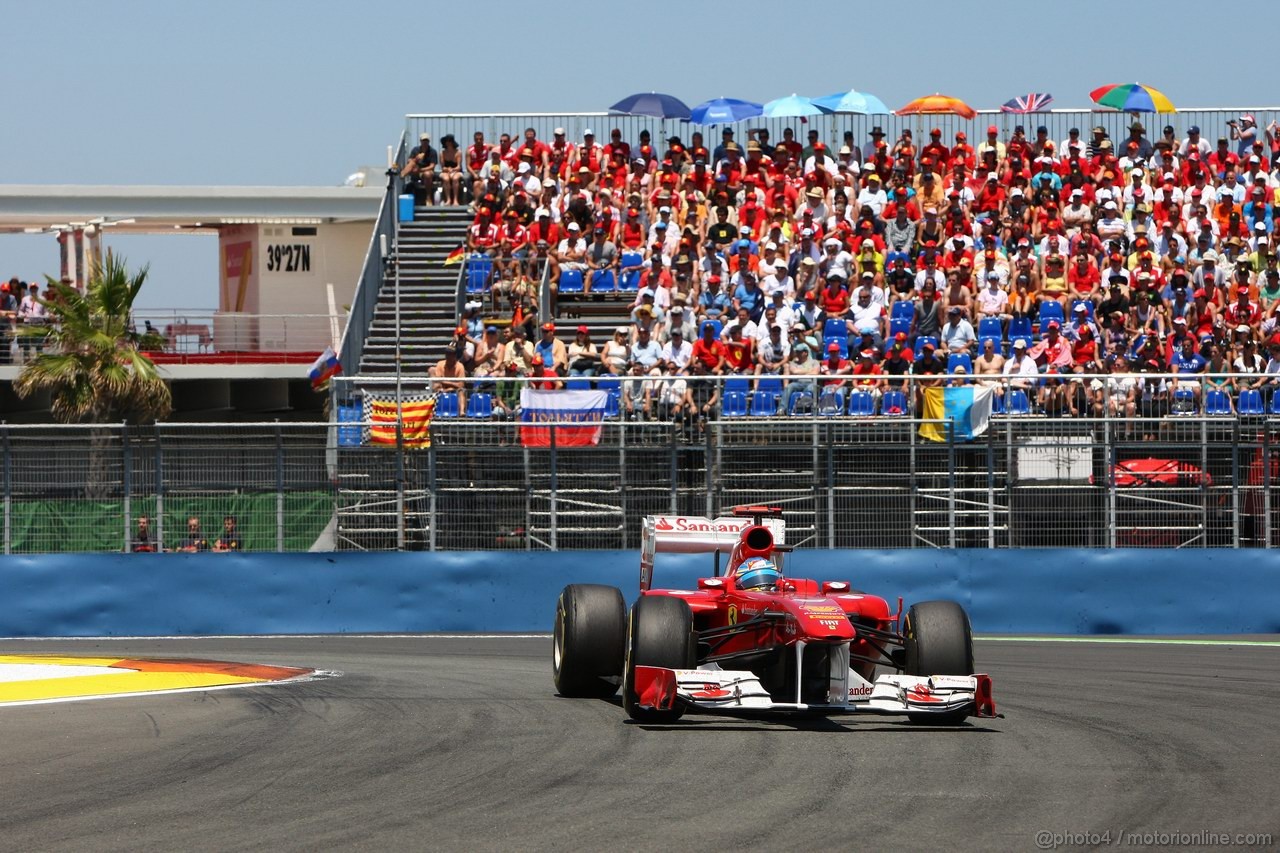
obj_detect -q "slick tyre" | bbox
[553,584,626,698]
[623,595,696,723]
[902,600,975,726]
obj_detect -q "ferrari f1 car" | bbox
[553,506,996,724]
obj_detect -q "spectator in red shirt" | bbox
[691,322,727,373]
[818,276,850,316]
[722,324,754,373]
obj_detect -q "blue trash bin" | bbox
[398,194,415,223]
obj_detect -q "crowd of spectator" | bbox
[417,116,1280,419]
[0,277,50,365]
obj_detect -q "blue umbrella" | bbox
[608,92,691,120]
[760,94,826,119]
[811,89,891,115]
[689,97,764,125]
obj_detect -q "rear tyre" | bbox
[553,584,626,698]
[623,595,695,723]
[902,600,975,726]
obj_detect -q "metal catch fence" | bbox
[2,408,1278,554]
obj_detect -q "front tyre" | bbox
[553,584,626,698]
[623,595,696,723]
[902,600,975,726]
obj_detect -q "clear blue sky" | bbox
[3,0,1275,309]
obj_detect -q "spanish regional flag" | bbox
[365,395,437,449]
[443,243,465,266]
[918,386,993,443]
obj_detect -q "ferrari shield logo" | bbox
[728,604,738,625]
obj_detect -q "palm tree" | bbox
[16,252,171,497]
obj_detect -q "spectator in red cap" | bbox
[567,325,601,377]
[534,322,568,374]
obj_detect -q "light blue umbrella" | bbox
[760,94,826,119]
[812,89,892,115]
[689,97,764,125]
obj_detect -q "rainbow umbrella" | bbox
[1090,83,1176,113]
[896,93,976,120]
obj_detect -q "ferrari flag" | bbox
[365,394,437,449]
[519,389,608,447]
[919,386,993,443]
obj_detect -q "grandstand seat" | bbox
[603,389,622,418]
[564,378,591,390]
[756,375,784,396]
[1008,317,1033,348]
[590,269,616,294]
[977,317,1003,344]
[1270,393,1280,415]
[724,376,750,395]
[1238,389,1264,415]
[465,393,493,418]
[1006,389,1031,415]
[848,391,875,416]
[947,353,973,374]
[890,301,915,322]
[1204,389,1232,416]
[817,388,846,416]
[1172,388,1196,414]
[435,392,461,418]
[558,269,585,294]
[749,391,780,416]
[721,391,748,417]
[703,319,723,339]
[881,390,908,416]
[991,392,1006,415]
[914,336,938,359]
[465,255,493,294]
[823,319,849,358]
[1071,300,1095,322]
[618,252,643,291]
[1038,301,1065,330]
[889,317,912,339]
[787,391,814,415]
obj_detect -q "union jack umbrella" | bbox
[1000,93,1054,114]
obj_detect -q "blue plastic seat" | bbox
[824,338,849,359]
[721,391,748,417]
[1006,389,1031,415]
[618,269,642,291]
[1038,301,1065,331]
[787,391,814,415]
[756,375,784,396]
[590,269,616,293]
[977,317,1003,341]
[1204,389,1231,415]
[703,319,723,339]
[465,255,493,293]
[890,301,915,321]
[465,392,493,418]
[824,319,849,343]
[889,317,912,339]
[604,389,622,418]
[1071,300,1096,322]
[913,336,938,360]
[991,392,1006,415]
[947,353,973,374]
[848,391,875,416]
[724,376,750,395]
[749,391,779,416]
[817,388,846,416]
[564,378,591,390]
[435,392,461,418]
[1008,317,1033,348]
[558,269,584,294]
[881,390,908,415]
[1172,387,1196,414]
[1238,389,1264,415]
[1270,393,1280,415]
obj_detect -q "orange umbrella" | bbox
[896,93,976,120]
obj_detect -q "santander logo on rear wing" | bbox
[640,514,786,591]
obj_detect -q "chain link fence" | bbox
[2,408,1277,553]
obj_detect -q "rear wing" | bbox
[640,513,787,591]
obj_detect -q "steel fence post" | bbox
[275,420,285,553]
[1265,426,1272,549]
[824,420,834,550]
[947,420,957,550]
[669,421,678,516]
[702,418,713,522]
[986,423,995,549]
[549,420,558,552]
[428,441,437,552]
[1232,420,1241,549]
[122,421,132,553]
[2,423,9,556]
[155,425,164,551]
[1200,418,1209,546]
[619,418,628,550]
[1105,418,1117,549]
[395,405,405,552]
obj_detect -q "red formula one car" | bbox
[553,506,996,724]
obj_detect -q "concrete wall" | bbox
[2,550,1278,637]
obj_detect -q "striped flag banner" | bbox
[364,394,437,449]
[919,386,993,443]
[519,389,608,447]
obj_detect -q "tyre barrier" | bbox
[1,549,1278,637]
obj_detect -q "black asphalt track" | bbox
[1,636,1277,852]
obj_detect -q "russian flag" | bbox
[519,389,608,447]
[919,386,993,442]
[309,346,341,391]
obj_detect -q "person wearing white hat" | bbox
[1230,113,1258,158]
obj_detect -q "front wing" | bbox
[633,665,997,720]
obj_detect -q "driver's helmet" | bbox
[736,556,782,590]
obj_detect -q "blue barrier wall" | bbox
[2,550,1279,637]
